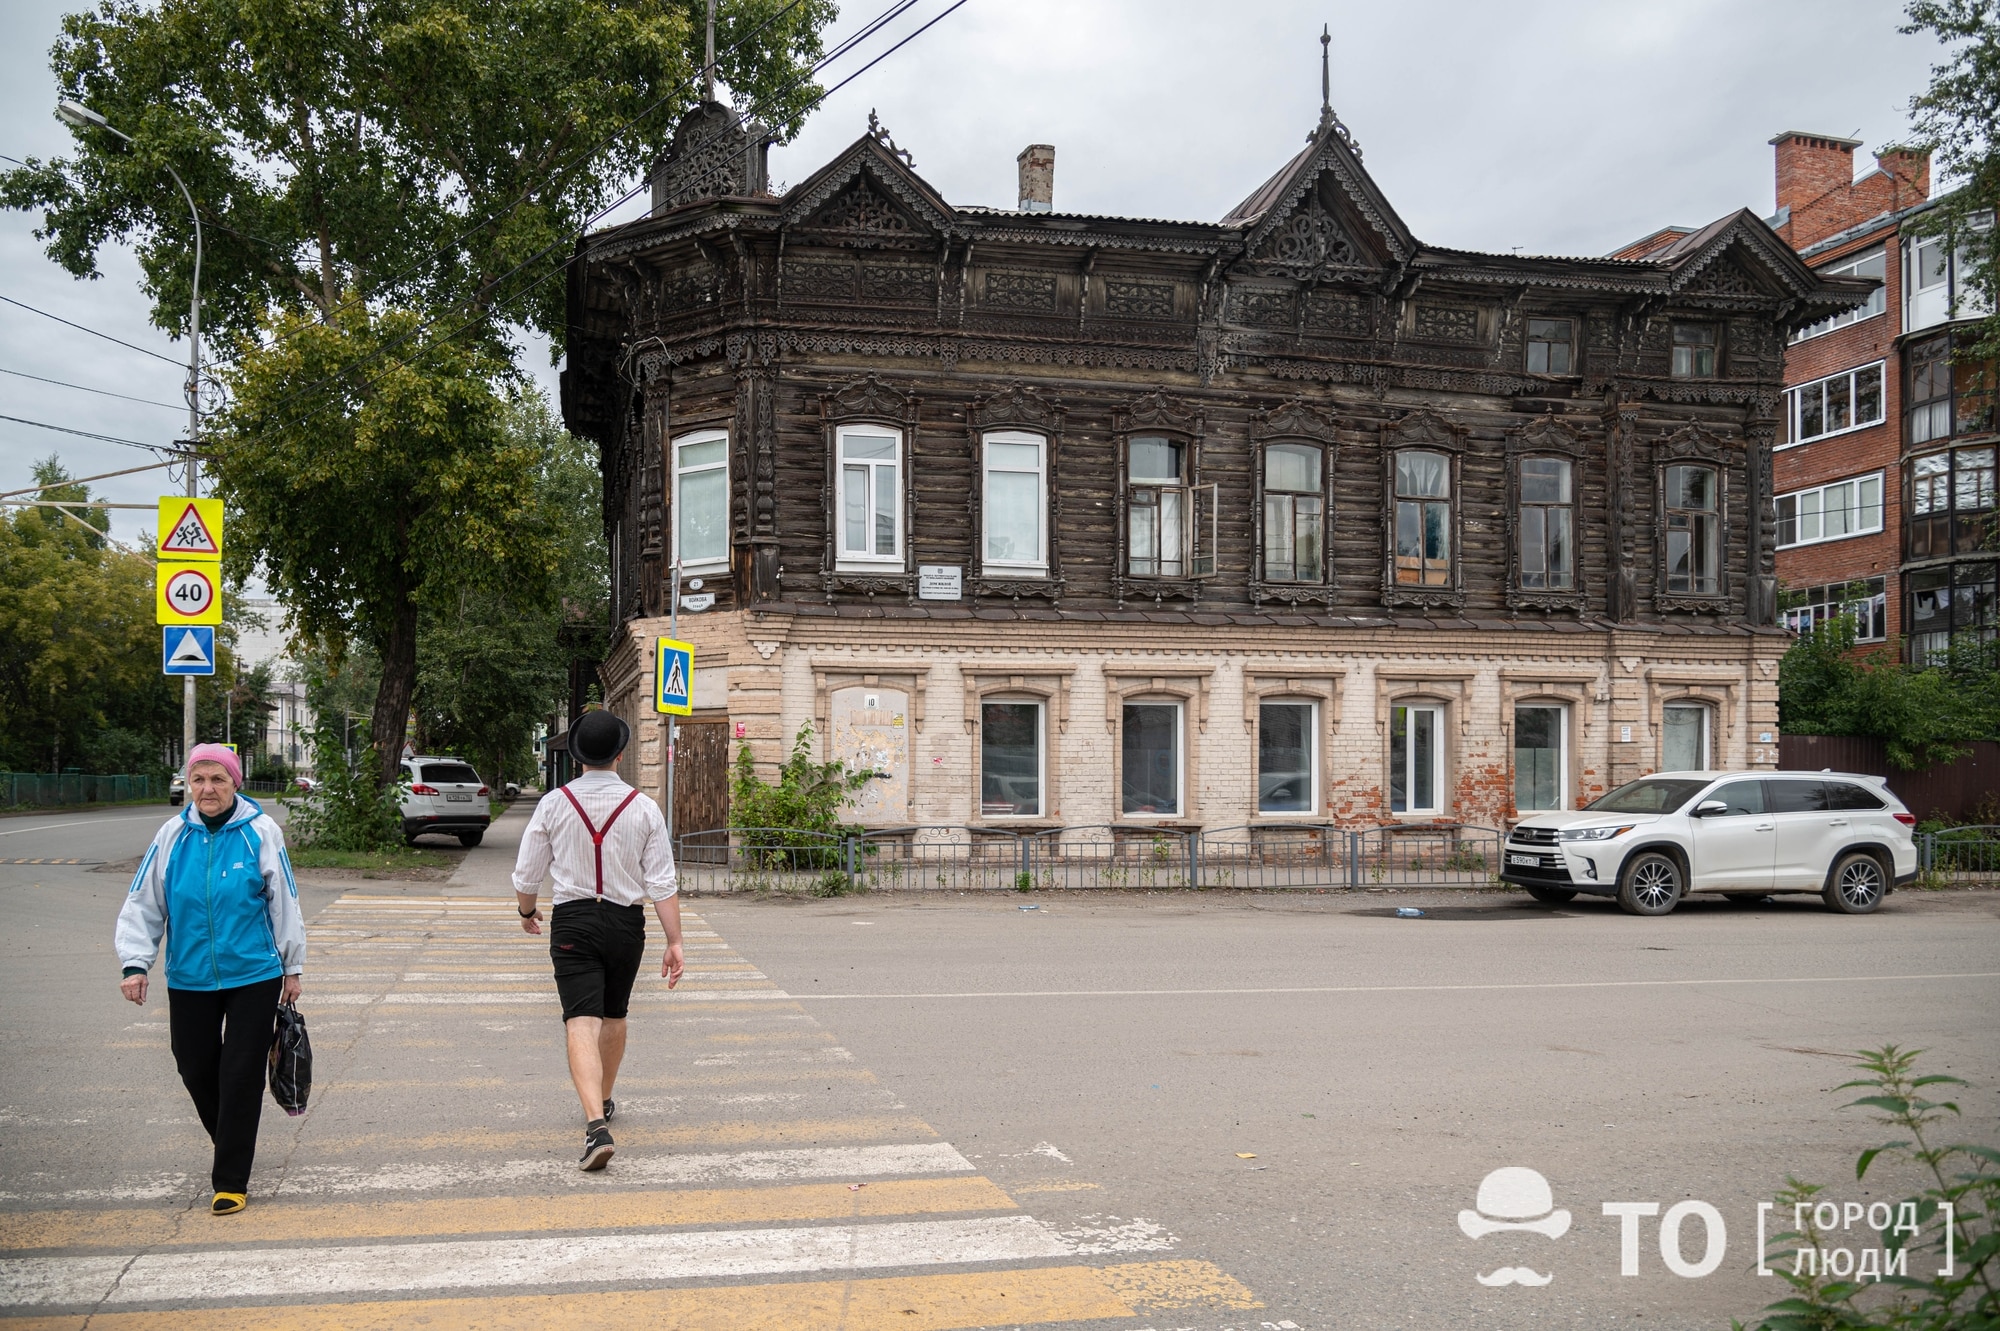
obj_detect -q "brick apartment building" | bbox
[1641,130,1994,662]
[564,91,1865,839]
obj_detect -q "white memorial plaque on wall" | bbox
[917,565,962,600]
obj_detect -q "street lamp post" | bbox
[57,99,204,767]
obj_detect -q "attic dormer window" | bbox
[1671,323,1717,379]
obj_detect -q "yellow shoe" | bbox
[211,1192,247,1215]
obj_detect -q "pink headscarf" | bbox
[185,743,242,788]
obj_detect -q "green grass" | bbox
[288,846,459,873]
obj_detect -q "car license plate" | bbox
[1508,853,1541,867]
[446,793,473,802]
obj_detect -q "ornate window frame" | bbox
[1250,400,1339,608]
[1243,668,1345,820]
[1104,667,1212,824]
[1499,669,1601,816]
[1506,415,1587,612]
[1380,411,1466,609]
[1644,670,1740,773]
[963,666,1074,826]
[968,383,1065,602]
[1373,668,1472,820]
[1654,426,1732,613]
[818,376,921,602]
[1114,391,1210,608]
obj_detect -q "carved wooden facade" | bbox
[565,98,1870,831]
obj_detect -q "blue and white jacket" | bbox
[114,796,306,991]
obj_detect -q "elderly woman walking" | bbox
[115,743,305,1214]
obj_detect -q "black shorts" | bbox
[549,899,647,1022]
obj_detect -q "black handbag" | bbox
[268,1002,313,1116]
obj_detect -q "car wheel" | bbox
[1524,885,1577,904]
[1824,851,1886,915]
[457,831,484,848]
[1616,852,1683,916]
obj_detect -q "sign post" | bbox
[655,581,692,841]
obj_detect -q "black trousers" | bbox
[168,977,281,1193]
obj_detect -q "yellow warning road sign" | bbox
[157,497,223,560]
[156,561,223,625]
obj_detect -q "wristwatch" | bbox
[519,904,537,918]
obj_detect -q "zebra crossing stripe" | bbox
[0,1215,1154,1305]
[0,1176,1018,1252]
[0,1259,1260,1331]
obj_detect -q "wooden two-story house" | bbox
[562,92,1868,837]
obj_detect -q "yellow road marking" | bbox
[320,1113,937,1153]
[0,1260,1257,1330]
[0,1177,1016,1252]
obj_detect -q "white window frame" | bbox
[1390,702,1445,817]
[1791,246,1888,343]
[981,430,1048,575]
[1661,703,1711,773]
[1512,703,1568,814]
[835,424,903,568]
[1256,700,1318,816]
[671,428,730,572]
[1782,361,1887,450]
[1120,700,1184,819]
[979,697,1045,819]
[1782,577,1888,643]
[1775,471,1885,548]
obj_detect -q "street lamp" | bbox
[58,98,205,766]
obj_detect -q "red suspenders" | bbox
[560,786,643,898]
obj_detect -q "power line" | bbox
[0,459,176,500]
[0,412,183,454]
[243,0,966,432]
[0,294,187,368]
[0,365,183,409]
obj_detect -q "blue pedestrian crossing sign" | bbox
[162,626,216,676]
[654,637,694,716]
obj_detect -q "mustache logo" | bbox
[1477,1266,1554,1287]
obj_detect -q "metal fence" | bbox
[1918,826,2000,887]
[676,822,1506,894]
[2,772,157,808]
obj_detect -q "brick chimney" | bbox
[1875,147,1932,203]
[1017,144,1053,212]
[1771,131,1864,221]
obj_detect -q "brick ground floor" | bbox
[598,614,1788,834]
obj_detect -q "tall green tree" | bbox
[1900,1,2000,359]
[210,303,557,784]
[413,396,606,786]
[0,459,247,775]
[1,0,833,346]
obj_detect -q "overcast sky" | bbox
[1,0,1949,661]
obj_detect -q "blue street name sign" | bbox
[162,626,216,676]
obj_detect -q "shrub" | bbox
[287,714,402,851]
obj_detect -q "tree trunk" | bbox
[370,596,420,789]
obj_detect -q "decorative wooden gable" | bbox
[1226,115,1416,284]
[781,120,954,251]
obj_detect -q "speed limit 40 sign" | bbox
[155,562,222,625]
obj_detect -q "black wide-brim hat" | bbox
[570,710,631,765]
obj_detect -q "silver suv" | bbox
[398,756,491,847]
[1500,771,1917,916]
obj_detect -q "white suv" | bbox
[398,756,491,847]
[1500,771,1916,916]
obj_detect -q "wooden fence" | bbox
[1778,736,2000,823]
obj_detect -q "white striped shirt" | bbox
[511,771,677,907]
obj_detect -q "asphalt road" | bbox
[1,799,1995,1331]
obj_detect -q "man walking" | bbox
[513,710,683,1170]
